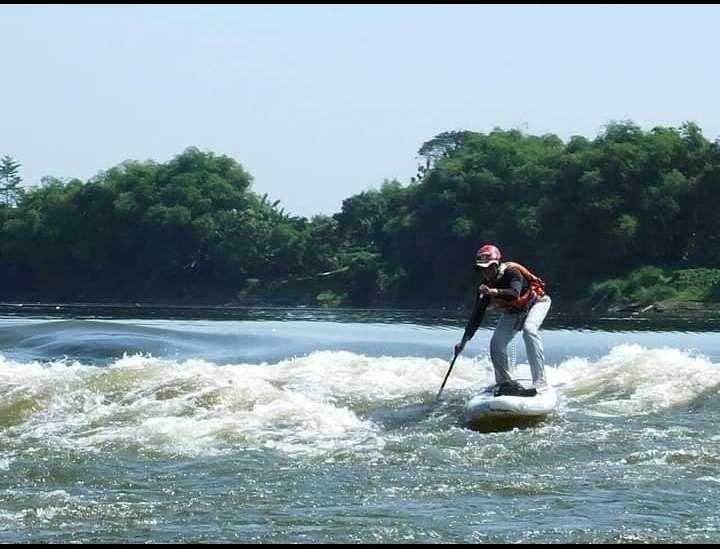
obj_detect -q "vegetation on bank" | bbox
[589,267,720,311]
[2,121,720,311]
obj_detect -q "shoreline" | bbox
[2,299,719,317]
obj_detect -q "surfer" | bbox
[454,244,551,397]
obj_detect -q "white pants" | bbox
[490,295,551,387]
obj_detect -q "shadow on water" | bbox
[365,402,439,430]
[366,397,555,434]
[362,391,552,434]
[464,414,551,433]
[364,392,465,430]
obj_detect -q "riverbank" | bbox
[3,298,720,320]
[566,296,720,317]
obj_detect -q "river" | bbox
[1,306,719,542]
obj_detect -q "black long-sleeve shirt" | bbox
[462,265,529,342]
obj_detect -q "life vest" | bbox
[491,261,546,312]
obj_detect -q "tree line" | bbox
[1,121,719,307]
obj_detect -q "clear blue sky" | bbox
[2,5,719,217]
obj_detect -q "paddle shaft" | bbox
[436,350,460,401]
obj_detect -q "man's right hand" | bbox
[454,340,466,355]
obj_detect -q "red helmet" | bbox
[475,244,501,268]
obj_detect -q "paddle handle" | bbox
[436,350,460,401]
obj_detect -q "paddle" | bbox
[435,348,461,402]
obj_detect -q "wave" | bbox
[0,319,291,365]
[0,319,450,366]
[1,345,718,457]
[554,344,720,415]
[0,351,487,458]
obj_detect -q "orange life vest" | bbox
[492,261,546,312]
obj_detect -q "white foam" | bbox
[0,510,24,530]
[3,345,717,456]
[263,350,495,401]
[5,351,477,458]
[623,448,717,466]
[554,344,720,415]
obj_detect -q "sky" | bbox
[1,4,719,218]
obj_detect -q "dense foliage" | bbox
[2,122,720,307]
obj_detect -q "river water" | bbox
[1,306,719,542]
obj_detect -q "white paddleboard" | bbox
[465,381,558,430]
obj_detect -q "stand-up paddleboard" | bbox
[465,380,558,431]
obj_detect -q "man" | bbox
[454,244,551,397]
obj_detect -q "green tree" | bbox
[0,155,23,206]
